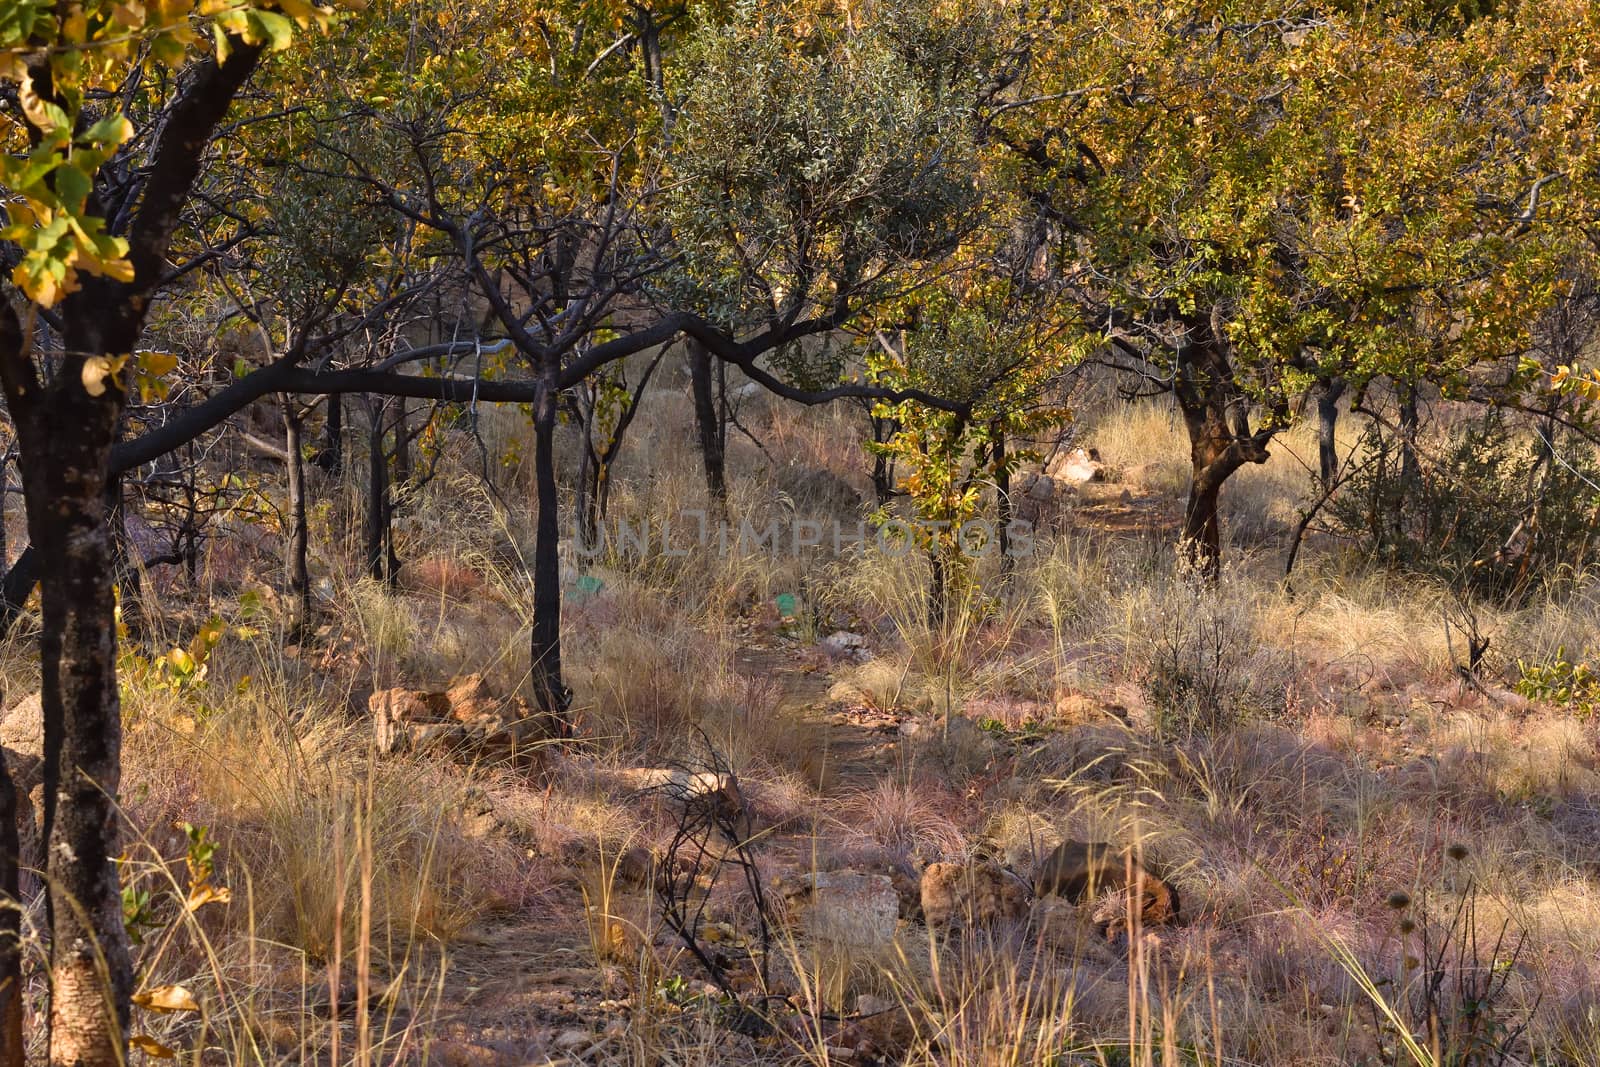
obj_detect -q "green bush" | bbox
[1328,411,1600,601]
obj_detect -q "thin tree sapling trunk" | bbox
[687,339,727,516]
[530,362,573,731]
[1317,377,1345,487]
[284,397,311,633]
[0,744,20,1067]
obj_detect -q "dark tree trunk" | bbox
[0,745,20,1067]
[182,441,199,582]
[0,299,134,1067]
[107,473,145,641]
[1173,322,1274,577]
[313,393,343,476]
[1398,382,1420,487]
[392,398,412,489]
[0,448,8,581]
[995,427,1013,580]
[0,41,262,1066]
[687,339,727,515]
[530,364,573,731]
[570,388,602,561]
[284,399,310,633]
[575,438,601,562]
[0,548,35,638]
[1316,377,1345,487]
[870,412,899,506]
[364,398,398,587]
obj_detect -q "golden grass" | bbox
[16,380,1600,1064]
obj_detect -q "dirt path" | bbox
[403,647,898,1063]
[733,646,904,795]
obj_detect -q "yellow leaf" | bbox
[185,883,232,912]
[18,73,62,134]
[130,1035,177,1058]
[275,0,321,19]
[137,351,179,377]
[80,355,127,397]
[133,984,200,1013]
[165,647,195,673]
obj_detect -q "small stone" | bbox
[856,994,894,1015]
[820,631,869,658]
[554,1029,590,1051]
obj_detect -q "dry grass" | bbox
[16,374,1600,1065]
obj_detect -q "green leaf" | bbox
[245,9,294,51]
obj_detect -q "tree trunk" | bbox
[0,745,21,1067]
[284,399,310,633]
[314,393,343,476]
[1181,459,1232,576]
[1316,377,1345,486]
[0,447,8,579]
[182,442,199,582]
[365,398,394,587]
[1173,326,1273,578]
[1398,382,1420,487]
[687,339,727,515]
[0,299,134,1067]
[571,388,602,561]
[870,412,899,506]
[927,546,947,631]
[106,474,141,635]
[392,399,412,490]
[575,440,600,563]
[995,428,1013,580]
[0,41,263,1066]
[530,362,573,731]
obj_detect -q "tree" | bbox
[275,0,990,726]
[868,274,1080,623]
[0,4,344,1062]
[993,0,1600,571]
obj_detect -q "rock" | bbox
[427,1040,517,1067]
[1,692,43,791]
[778,871,899,947]
[884,863,923,920]
[444,674,502,723]
[1,694,43,894]
[610,768,747,822]
[368,675,556,761]
[819,631,868,658]
[612,845,658,889]
[1026,474,1057,503]
[1091,884,1181,941]
[1046,448,1105,484]
[919,859,1030,930]
[369,687,448,725]
[553,1028,591,1051]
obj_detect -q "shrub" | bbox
[1328,411,1600,602]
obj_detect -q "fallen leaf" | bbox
[130,1034,177,1058]
[133,984,200,1013]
